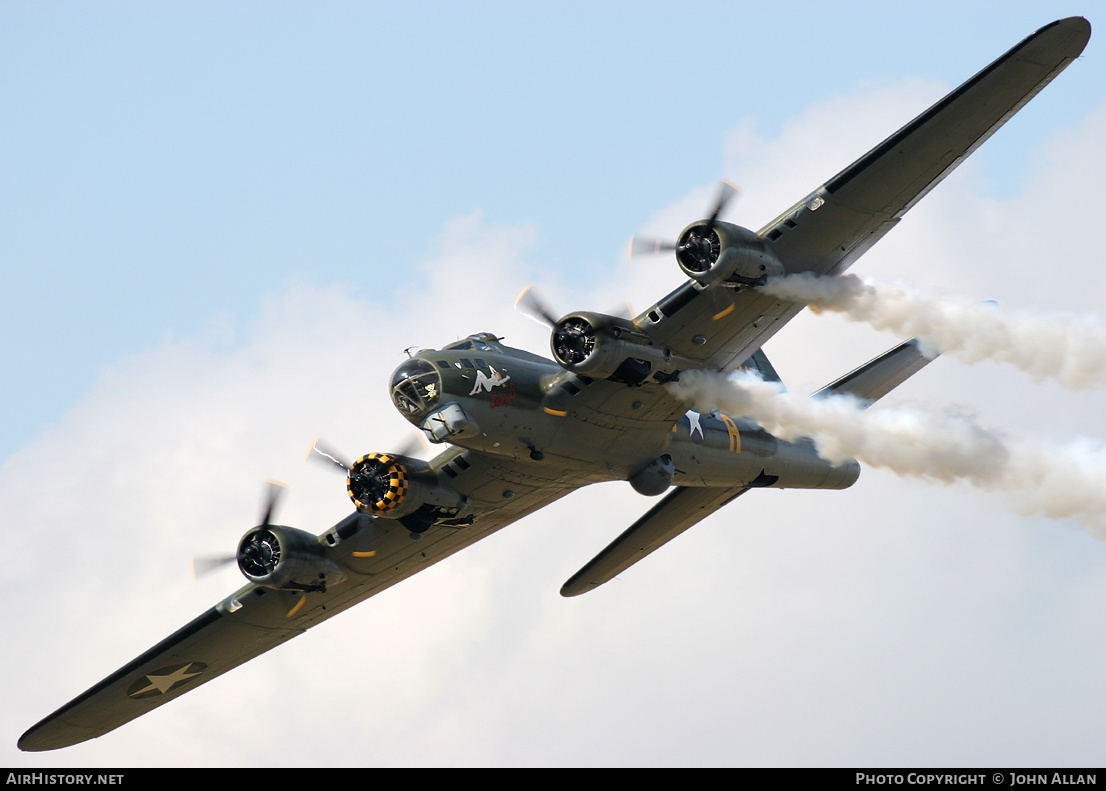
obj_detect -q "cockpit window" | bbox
[445,336,498,352]
[390,359,441,418]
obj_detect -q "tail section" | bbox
[816,339,935,405]
[740,348,783,386]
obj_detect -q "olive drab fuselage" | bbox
[384,332,858,533]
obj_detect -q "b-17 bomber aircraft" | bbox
[18,17,1092,751]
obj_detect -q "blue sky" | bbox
[4,2,1101,459]
[4,2,1106,768]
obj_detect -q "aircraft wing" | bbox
[561,485,749,597]
[19,585,306,752]
[539,19,1087,436]
[815,338,935,404]
[20,451,576,752]
[636,17,1090,379]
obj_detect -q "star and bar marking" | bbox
[127,663,206,699]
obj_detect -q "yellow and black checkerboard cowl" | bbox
[347,453,410,514]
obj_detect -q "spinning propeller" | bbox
[513,285,635,329]
[627,179,740,265]
[304,438,382,549]
[306,433,431,544]
[514,285,560,328]
[190,480,287,580]
[514,284,642,376]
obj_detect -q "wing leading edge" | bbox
[20,449,580,752]
[19,603,273,752]
[636,17,1091,380]
[764,16,1092,276]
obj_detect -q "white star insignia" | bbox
[130,664,204,697]
[685,409,704,441]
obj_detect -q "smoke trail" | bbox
[762,273,1106,390]
[669,369,1106,534]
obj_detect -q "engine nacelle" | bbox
[550,311,689,385]
[675,221,783,287]
[346,452,467,532]
[237,524,347,592]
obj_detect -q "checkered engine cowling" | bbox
[347,453,409,514]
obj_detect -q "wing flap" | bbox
[561,485,749,597]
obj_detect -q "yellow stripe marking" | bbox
[286,596,307,618]
[543,407,568,417]
[718,412,742,454]
[712,303,735,321]
[352,551,377,558]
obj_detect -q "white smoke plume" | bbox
[669,369,1106,535]
[761,273,1106,390]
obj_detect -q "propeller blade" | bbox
[306,438,353,474]
[259,479,286,526]
[190,479,285,581]
[618,302,636,321]
[705,179,740,228]
[388,432,431,461]
[627,235,677,260]
[514,284,559,328]
[628,181,739,261]
[190,553,237,580]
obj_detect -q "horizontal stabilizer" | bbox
[815,339,935,405]
[741,349,783,385]
[561,485,748,597]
